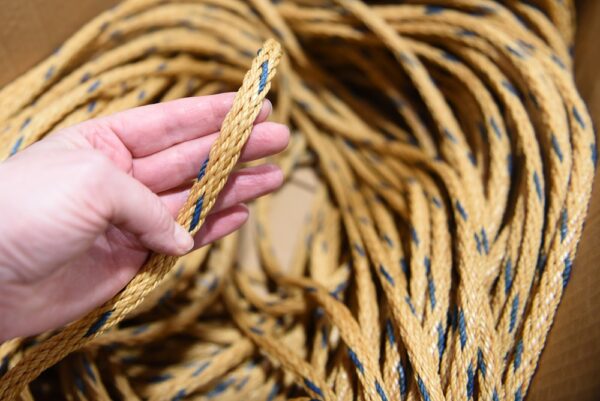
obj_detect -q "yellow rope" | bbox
[0,1,595,400]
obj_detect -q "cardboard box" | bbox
[0,1,597,399]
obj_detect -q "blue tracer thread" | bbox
[502,80,519,97]
[410,226,420,245]
[533,171,543,200]
[466,363,474,398]
[84,309,114,337]
[425,5,444,15]
[303,379,324,398]
[478,121,488,141]
[551,134,564,162]
[9,137,23,157]
[189,194,205,231]
[353,243,366,256]
[428,276,436,308]
[563,255,572,288]
[467,152,476,166]
[386,319,396,346]
[514,339,523,370]
[397,362,407,396]
[375,380,389,401]
[0,356,9,377]
[417,376,432,401]
[236,376,249,391]
[506,45,524,59]
[82,358,95,381]
[444,128,458,143]
[347,348,364,374]
[515,387,523,401]
[405,296,416,315]
[505,258,513,294]
[45,65,55,80]
[437,323,446,359]
[207,378,234,398]
[87,79,101,93]
[572,106,585,129]
[455,200,468,221]
[147,373,172,383]
[171,389,186,401]
[266,383,279,401]
[481,228,489,254]
[424,256,431,274]
[477,348,486,377]
[20,117,31,131]
[551,54,566,69]
[192,361,210,377]
[458,308,467,349]
[474,232,482,254]
[321,325,328,348]
[250,326,264,335]
[197,158,209,180]
[258,61,269,93]
[132,325,149,334]
[560,208,568,242]
[379,264,395,286]
[509,295,519,333]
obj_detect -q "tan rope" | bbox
[0,1,595,400]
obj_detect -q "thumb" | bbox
[96,157,194,256]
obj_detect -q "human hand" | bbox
[0,93,289,341]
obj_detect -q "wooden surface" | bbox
[0,1,598,399]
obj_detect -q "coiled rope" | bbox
[0,1,595,400]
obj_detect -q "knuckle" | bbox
[152,202,173,233]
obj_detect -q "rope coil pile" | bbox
[0,1,595,400]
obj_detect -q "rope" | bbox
[0,1,594,400]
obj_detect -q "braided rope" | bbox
[0,1,595,401]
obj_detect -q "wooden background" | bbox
[0,1,597,399]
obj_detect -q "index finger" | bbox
[76,93,272,158]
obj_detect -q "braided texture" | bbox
[0,1,595,401]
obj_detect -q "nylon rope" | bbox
[0,1,595,401]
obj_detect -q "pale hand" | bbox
[0,93,289,341]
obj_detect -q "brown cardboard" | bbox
[0,0,118,86]
[0,1,598,399]
[527,2,600,399]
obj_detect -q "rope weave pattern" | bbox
[0,1,595,400]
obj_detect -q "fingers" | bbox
[75,93,272,158]
[133,122,289,193]
[159,164,284,217]
[191,204,250,248]
[91,154,194,256]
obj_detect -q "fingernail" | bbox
[263,99,272,116]
[173,223,194,253]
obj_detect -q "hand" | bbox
[0,93,289,341]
